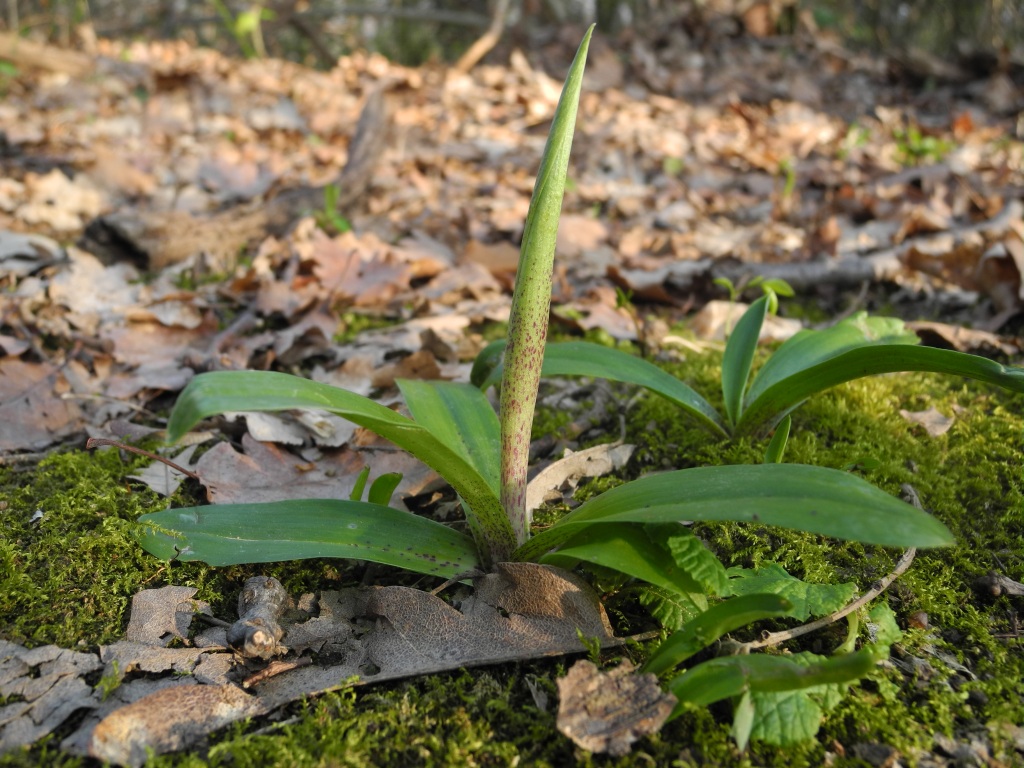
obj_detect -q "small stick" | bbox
[86,437,200,481]
[738,483,926,652]
[739,547,916,652]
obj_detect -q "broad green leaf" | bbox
[724,563,856,621]
[721,296,769,426]
[738,314,1024,433]
[398,379,501,495]
[475,340,727,436]
[643,593,794,676]
[500,25,593,546]
[638,585,705,631]
[762,414,791,464]
[137,499,481,579]
[748,688,829,745]
[665,528,729,595]
[747,314,917,405]
[515,464,954,563]
[539,523,707,612]
[668,647,879,716]
[367,473,402,506]
[166,370,515,561]
[748,652,860,745]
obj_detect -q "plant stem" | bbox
[499,26,592,548]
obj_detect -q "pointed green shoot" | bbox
[500,25,593,546]
[721,295,769,426]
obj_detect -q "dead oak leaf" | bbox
[556,659,676,757]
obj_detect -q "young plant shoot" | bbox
[137,26,957,751]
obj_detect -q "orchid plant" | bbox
[138,27,956,749]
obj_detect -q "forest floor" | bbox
[1,15,1023,767]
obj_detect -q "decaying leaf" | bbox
[525,442,635,517]
[899,406,955,437]
[9,563,623,765]
[89,684,261,767]
[0,641,103,753]
[124,585,209,646]
[556,659,676,756]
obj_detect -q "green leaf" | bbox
[762,414,791,464]
[643,593,794,676]
[867,602,901,651]
[748,688,828,745]
[367,473,402,506]
[748,652,861,746]
[349,466,370,501]
[136,499,481,579]
[665,528,729,595]
[732,690,756,751]
[668,647,879,715]
[470,339,506,389]
[724,563,856,621]
[638,585,705,631]
[515,464,954,563]
[398,379,501,495]
[738,314,1024,433]
[500,25,593,546]
[721,296,769,426]
[475,340,728,436]
[166,370,515,562]
[539,523,707,612]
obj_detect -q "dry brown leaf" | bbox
[0,359,84,451]
[124,585,209,646]
[899,406,955,437]
[90,684,261,768]
[556,659,676,756]
[688,300,803,342]
[526,443,635,517]
[0,640,104,753]
[907,320,1019,357]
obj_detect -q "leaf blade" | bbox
[739,343,1024,434]
[643,593,795,676]
[515,464,954,562]
[137,499,481,579]
[166,370,514,560]
[721,296,769,426]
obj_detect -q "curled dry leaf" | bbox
[556,659,676,757]
[899,406,955,437]
[525,442,635,518]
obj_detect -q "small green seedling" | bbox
[315,183,352,234]
[136,27,953,751]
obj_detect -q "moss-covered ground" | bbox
[1,343,1022,766]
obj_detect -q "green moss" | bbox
[2,342,1022,766]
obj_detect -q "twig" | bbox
[738,483,926,652]
[86,437,200,481]
[740,547,916,652]
[452,0,511,75]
